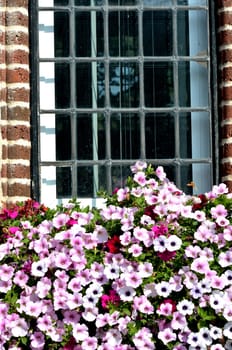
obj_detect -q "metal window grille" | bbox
[30,0,218,207]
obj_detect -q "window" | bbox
[35,0,215,207]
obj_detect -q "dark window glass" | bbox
[111,113,140,159]
[76,62,105,108]
[76,63,92,107]
[77,113,106,160]
[145,113,175,159]
[178,62,190,107]
[108,0,139,4]
[144,62,174,107]
[77,166,93,197]
[109,11,138,57]
[75,11,104,57]
[179,113,192,158]
[110,62,139,107]
[56,114,71,160]
[143,11,172,56]
[56,167,72,198]
[75,0,104,5]
[54,12,69,57]
[55,63,70,108]
[54,0,69,4]
[177,11,189,56]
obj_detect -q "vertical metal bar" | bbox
[138,1,145,160]
[29,0,40,201]
[173,1,181,188]
[70,0,78,198]
[91,3,99,200]
[104,1,112,192]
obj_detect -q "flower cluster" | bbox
[0,162,232,350]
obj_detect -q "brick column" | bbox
[0,0,31,206]
[218,0,232,192]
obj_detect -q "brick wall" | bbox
[218,0,232,192]
[0,0,31,206]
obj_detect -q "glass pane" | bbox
[110,63,139,107]
[143,11,172,56]
[111,113,140,159]
[180,112,210,158]
[178,61,208,107]
[54,12,69,57]
[178,0,207,5]
[191,163,212,194]
[75,0,104,4]
[144,0,172,5]
[55,63,70,108]
[179,113,192,158]
[109,0,139,4]
[77,113,106,160]
[111,165,132,191]
[144,62,174,107]
[77,167,93,197]
[178,10,208,56]
[145,113,175,159]
[75,11,104,57]
[76,62,105,108]
[177,10,189,56]
[56,167,72,198]
[54,0,69,4]
[56,115,71,160]
[109,11,138,57]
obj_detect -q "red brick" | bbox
[6,31,28,46]
[2,144,30,160]
[6,49,29,65]
[6,11,28,27]
[219,30,232,45]
[221,124,232,138]
[7,106,30,121]
[7,87,29,102]
[220,105,232,121]
[2,125,30,141]
[220,86,232,100]
[2,182,31,197]
[6,68,29,83]
[1,164,30,178]
[221,143,232,158]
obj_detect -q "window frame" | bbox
[29,0,219,204]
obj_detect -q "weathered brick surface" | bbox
[1,125,30,141]
[1,164,30,179]
[221,143,232,158]
[0,0,31,206]
[221,124,232,138]
[2,145,30,160]
[218,2,232,191]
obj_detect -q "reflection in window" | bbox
[110,63,139,107]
